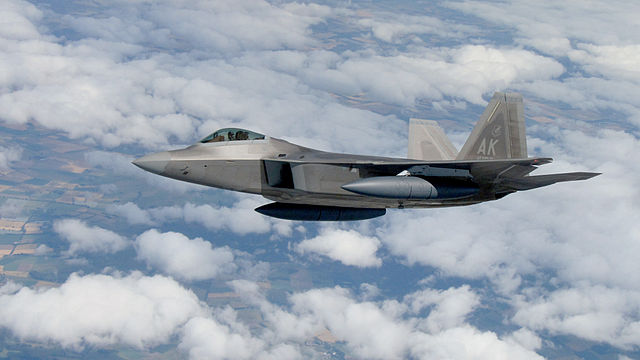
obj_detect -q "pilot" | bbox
[236,131,248,140]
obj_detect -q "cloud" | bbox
[295,228,382,268]
[0,146,22,171]
[180,200,273,235]
[3,0,639,357]
[106,202,154,225]
[506,328,542,353]
[0,0,42,41]
[404,285,480,332]
[230,282,543,360]
[338,45,563,106]
[0,272,290,359]
[179,317,266,360]
[0,199,25,218]
[34,244,53,255]
[512,285,640,349]
[0,272,205,349]
[108,198,293,236]
[135,229,235,281]
[53,219,129,255]
[0,0,335,150]
[448,0,640,51]
[0,0,566,158]
[62,0,330,54]
[569,44,640,81]
[357,12,475,43]
[270,45,563,110]
[448,0,640,128]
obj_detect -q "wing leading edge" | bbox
[497,172,601,191]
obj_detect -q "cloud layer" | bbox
[296,228,382,267]
[54,219,129,255]
[1,0,639,358]
[0,272,204,349]
[107,198,292,236]
[135,229,236,281]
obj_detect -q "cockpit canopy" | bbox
[200,128,266,143]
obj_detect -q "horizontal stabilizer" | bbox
[500,172,600,191]
[408,118,458,160]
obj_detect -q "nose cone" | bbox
[132,151,171,175]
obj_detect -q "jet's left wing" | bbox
[497,172,600,191]
[276,150,599,195]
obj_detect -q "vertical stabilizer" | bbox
[408,118,458,160]
[456,92,527,160]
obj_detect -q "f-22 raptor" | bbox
[133,92,599,221]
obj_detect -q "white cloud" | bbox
[179,317,265,360]
[0,0,42,41]
[506,328,542,352]
[0,0,337,150]
[68,0,330,54]
[357,13,474,43]
[404,285,480,333]
[408,326,543,360]
[448,0,640,127]
[296,228,382,268]
[181,200,273,235]
[359,283,380,300]
[107,197,293,236]
[135,229,235,281]
[0,146,22,171]
[449,0,640,50]
[0,199,25,218]
[0,0,567,158]
[106,202,154,225]
[0,273,303,359]
[54,219,129,255]
[226,280,540,359]
[34,244,52,255]
[0,272,205,349]
[253,284,543,360]
[3,0,639,357]
[569,44,640,81]
[282,45,563,108]
[512,285,640,349]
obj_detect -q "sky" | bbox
[0,0,639,359]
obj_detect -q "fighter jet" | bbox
[133,92,599,221]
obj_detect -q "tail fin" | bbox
[456,92,527,160]
[408,118,458,160]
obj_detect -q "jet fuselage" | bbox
[133,93,600,221]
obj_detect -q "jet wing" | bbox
[497,172,601,191]
[268,153,598,192]
[278,153,553,180]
